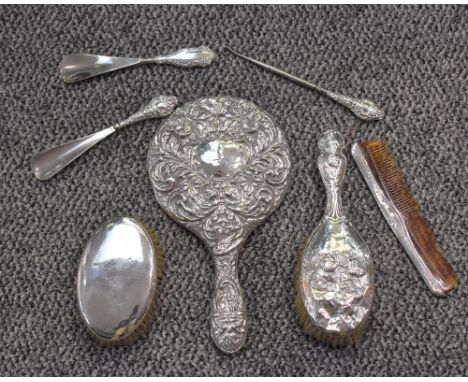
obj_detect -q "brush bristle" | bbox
[294,237,368,346]
[97,224,164,347]
[145,223,165,289]
[357,140,458,293]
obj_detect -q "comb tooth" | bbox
[353,140,458,296]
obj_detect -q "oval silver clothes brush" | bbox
[59,46,217,83]
[77,217,164,346]
[296,130,375,346]
[31,95,178,180]
[224,46,384,122]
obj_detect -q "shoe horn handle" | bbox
[145,46,217,67]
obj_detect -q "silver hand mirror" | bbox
[147,97,291,353]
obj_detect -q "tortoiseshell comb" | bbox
[352,140,458,296]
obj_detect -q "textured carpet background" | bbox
[0,4,466,377]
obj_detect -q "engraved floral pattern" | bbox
[299,130,374,343]
[147,97,291,353]
[210,250,247,354]
[148,97,291,353]
[147,97,291,255]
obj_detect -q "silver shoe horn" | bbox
[60,46,217,83]
[31,95,178,181]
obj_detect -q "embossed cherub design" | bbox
[298,130,375,345]
[308,250,372,334]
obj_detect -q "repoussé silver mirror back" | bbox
[147,97,291,353]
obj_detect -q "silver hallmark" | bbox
[147,97,291,353]
[297,130,375,345]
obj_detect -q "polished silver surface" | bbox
[60,46,217,83]
[224,46,384,121]
[76,217,159,343]
[299,131,374,340]
[351,143,452,296]
[31,95,177,180]
[193,140,249,178]
[147,97,291,353]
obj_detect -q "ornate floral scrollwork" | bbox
[148,97,291,255]
[210,249,247,353]
[147,97,291,352]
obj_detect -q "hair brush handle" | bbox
[318,130,347,221]
[210,249,247,354]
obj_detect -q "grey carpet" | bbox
[0,4,466,377]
